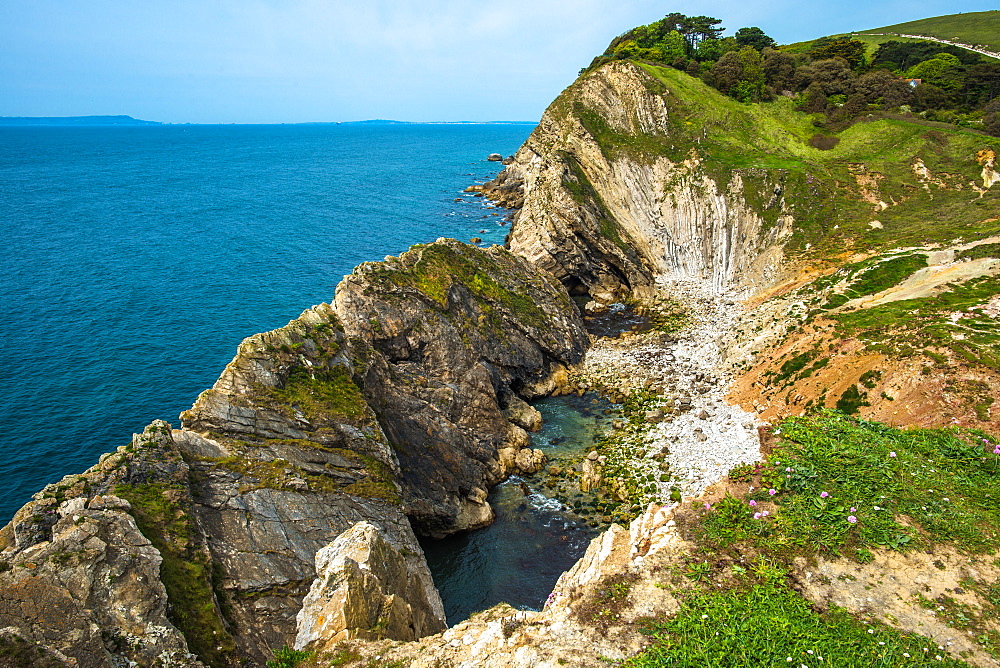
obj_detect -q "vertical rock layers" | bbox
[487,60,793,299]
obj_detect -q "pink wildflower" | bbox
[704,502,712,510]
[761,510,770,517]
[889,452,897,458]
[820,491,829,498]
[768,489,777,496]
[847,515,858,524]
[753,512,762,520]
[850,507,857,512]
[749,500,757,507]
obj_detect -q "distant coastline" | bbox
[0,115,162,126]
[0,116,535,127]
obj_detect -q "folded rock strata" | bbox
[485,60,794,299]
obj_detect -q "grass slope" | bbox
[781,11,1000,57]
[624,412,1000,667]
[598,64,1000,260]
[863,11,1000,52]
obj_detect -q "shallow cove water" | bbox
[420,395,616,624]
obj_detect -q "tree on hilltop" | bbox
[735,27,776,51]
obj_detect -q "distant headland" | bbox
[0,115,161,126]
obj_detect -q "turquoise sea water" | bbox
[420,396,607,623]
[0,123,534,523]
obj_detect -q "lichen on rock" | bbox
[294,521,446,649]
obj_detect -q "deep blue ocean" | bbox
[0,123,534,524]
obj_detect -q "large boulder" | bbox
[0,493,203,668]
[294,522,446,649]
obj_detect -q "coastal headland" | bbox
[3,11,1000,667]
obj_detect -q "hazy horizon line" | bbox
[0,115,539,127]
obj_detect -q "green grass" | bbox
[365,242,560,329]
[569,63,1000,260]
[842,254,929,298]
[781,11,1000,57]
[703,412,1000,556]
[267,646,313,668]
[863,11,1000,53]
[273,367,369,421]
[620,412,1000,667]
[627,581,969,667]
[114,483,237,667]
[957,243,1000,262]
[783,245,1000,375]
[830,274,1000,371]
[835,384,871,414]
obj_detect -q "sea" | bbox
[0,122,535,523]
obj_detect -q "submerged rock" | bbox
[514,448,547,474]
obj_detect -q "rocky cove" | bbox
[2,53,1000,668]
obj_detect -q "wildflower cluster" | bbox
[702,412,1000,556]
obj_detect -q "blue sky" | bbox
[1,1,996,123]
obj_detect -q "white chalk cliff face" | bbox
[493,61,792,298]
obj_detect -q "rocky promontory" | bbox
[0,240,587,665]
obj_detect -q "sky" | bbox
[1,0,997,124]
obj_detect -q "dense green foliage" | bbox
[628,582,969,667]
[586,11,1000,135]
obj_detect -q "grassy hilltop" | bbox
[784,11,1000,57]
[864,11,1000,52]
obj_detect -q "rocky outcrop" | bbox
[0,494,202,668]
[335,239,588,537]
[485,60,793,299]
[0,238,587,665]
[294,522,445,649]
[0,421,210,667]
[176,304,441,663]
[309,502,691,668]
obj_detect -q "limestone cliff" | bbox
[487,60,792,300]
